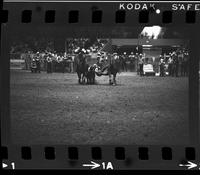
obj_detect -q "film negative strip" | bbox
[1,0,200,172]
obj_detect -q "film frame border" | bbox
[1,0,200,170]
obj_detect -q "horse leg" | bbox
[87,73,90,84]
[81,73,83,84]
[109,73,112,85]
[92,75,95,84]
[82,73,86,84]
[113,73,117,85]
[77,72,81,84]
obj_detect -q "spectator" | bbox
[159,55,165,77]
[138,54,144,76]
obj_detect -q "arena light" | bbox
[156,9,161,14]
[141,26,162,39]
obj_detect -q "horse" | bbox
[74,53,89,84]
[95,54,121,85]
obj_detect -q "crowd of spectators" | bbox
[10,37,189,77]
[10,38,109,72]
[136,48,189,77]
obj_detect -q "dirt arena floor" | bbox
[10,70,189,145]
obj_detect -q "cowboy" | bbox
[172,52,179,77]
[138,54,144,76]
[35,52,41,73]
[96,53,102,68]
[46,54,53,73]
[129,52,135,71]
[30,58,37,73]
[168,53,173,76]
[95,52,111,76]
[183,52,189,76]
[122,52,127,72]
[159,55,165,77]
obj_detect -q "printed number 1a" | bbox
[102,162,113,170]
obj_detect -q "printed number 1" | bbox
[11,162,15,169]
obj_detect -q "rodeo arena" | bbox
[11,37,189,82]
[10,26,191,145]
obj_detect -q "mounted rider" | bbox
[95,52,120,76]
[95,52,111,76]
[46,53,53,73]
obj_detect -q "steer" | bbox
[86,65,96,84]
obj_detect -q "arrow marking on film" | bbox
[179,161,197,170]
[82,161,100,169]
[2,163,8,168]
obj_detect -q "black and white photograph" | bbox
[10,26,190,145]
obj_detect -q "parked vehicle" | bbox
[143,63,155,76]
